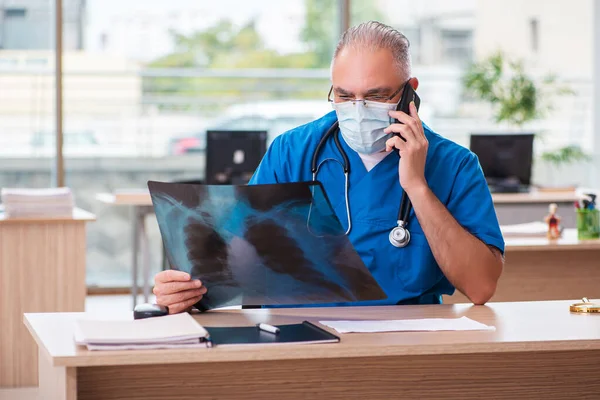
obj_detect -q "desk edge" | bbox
[40,338,600,368]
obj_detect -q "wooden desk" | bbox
[99,189,581,208]
[95,191,152,207]
[491,190,580,227]
[25,300,600,399]
[444,229,600,304]
[0,209,95,388]
[491,191,579,204]
[101,188,582,207]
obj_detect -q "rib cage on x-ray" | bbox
[149,180,387,310]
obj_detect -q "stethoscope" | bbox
[310,121,412,248]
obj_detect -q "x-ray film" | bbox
[148,180,387,310]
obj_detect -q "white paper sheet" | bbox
[74,313,209,345]
[500,221,548,237]
[319,316,495,334]
[85,341,209,351]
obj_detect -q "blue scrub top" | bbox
[249,111,505,306]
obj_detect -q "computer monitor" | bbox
[205,130,267,185]
[469,133,534,192]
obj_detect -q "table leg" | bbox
[38,349,76,400]
[140,212,151,303]
[131,207,140,309]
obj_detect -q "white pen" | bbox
[257,323,280,334]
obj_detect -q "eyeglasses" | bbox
[327,84,404,104]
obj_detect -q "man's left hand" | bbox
[384,101,429,195]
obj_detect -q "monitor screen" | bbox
[205,130,267,185]
[469,133,534,187]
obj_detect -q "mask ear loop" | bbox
[308,158,351,237]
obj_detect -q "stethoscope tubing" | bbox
[310,121,412,247]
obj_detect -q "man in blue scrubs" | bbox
[153,21,505,313]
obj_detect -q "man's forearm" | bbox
[406,185,503,304]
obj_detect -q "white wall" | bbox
[474,0,593,77]
[470,0,598,188]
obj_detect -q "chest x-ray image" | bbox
[148,180,387,310]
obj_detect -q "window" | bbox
[64,0,336,289]
[5,0,595,292]
[0,2,54,188]
[441,30,473,65]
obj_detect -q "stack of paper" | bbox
[74,313,211,351]
[320,316,495,333]
[1,187,74,218]
[500,221,548,237]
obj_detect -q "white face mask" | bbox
[332,100,396,154]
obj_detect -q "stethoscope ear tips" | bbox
[389,225,410,248]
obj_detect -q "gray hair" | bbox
[331,21,411,78]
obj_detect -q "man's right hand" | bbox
[153,270,207,314]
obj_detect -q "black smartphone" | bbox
[393,81,421,142]
[395,81,420,121]
[133,303,169,319]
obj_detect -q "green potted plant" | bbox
[540,145,591,189]
[462,51,588,189]
[463,51,570,128]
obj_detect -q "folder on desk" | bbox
[206,321,340,347]
[74,314,339,350]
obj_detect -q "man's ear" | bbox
[409,77,419,90]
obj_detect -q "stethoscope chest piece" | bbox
[389,188,412,248]
[389,222,410,248]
